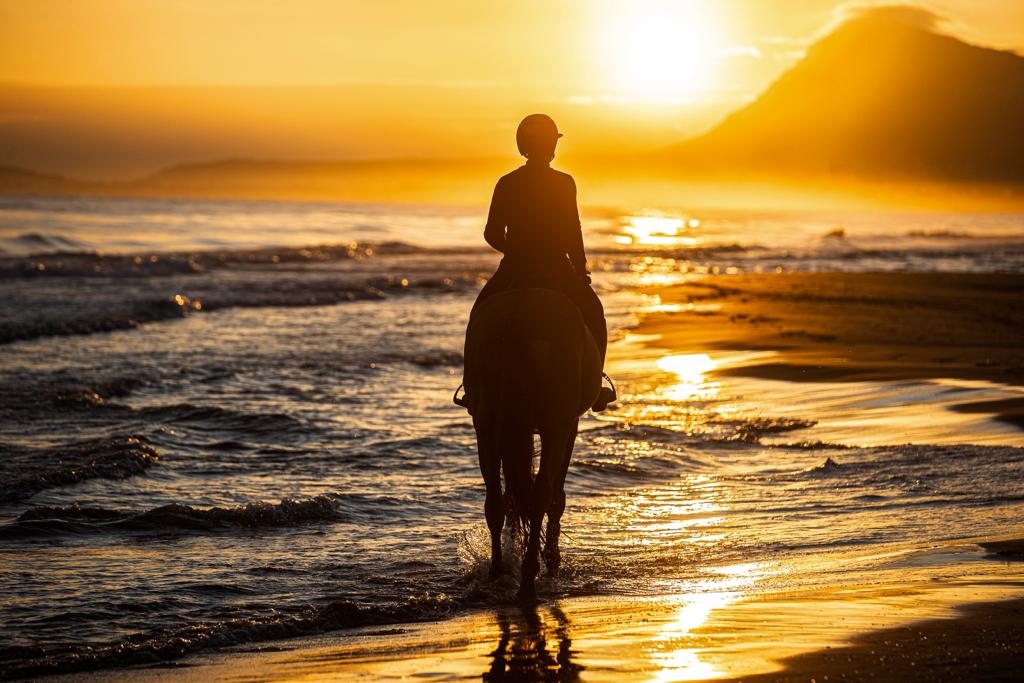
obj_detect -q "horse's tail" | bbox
[499,415,533,541]
[496,327,541,541]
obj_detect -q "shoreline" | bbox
[717,596,1024,683]
[49,543,1024,682]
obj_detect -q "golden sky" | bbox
[1,0,1022,178]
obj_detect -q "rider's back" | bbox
[485,165,585,273]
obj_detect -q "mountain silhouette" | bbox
[669,8,1024,182]
[3,9,1022,205]
[0,165,68,193]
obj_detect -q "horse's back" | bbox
[464,288,600,420]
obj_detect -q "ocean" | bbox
[1,194,1023,678]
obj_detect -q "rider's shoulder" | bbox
[495,168,521,188]
[503,165,575,188]
[549,167,576,188]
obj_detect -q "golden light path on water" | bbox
[594,350,774,680]
[656,353,717,401]
[617,214,701,247]
[611,349,729,429]
[650,562,768,682]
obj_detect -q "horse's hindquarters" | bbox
[464,289,599,424]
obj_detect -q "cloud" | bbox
[718,45,764,60]
[830,3,948,32]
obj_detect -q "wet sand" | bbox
[635,272,1023,385]
[53,552,1024,682]
[632,272,1024,428]
[723,597,1024,683]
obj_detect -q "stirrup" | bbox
[453,383,470,410]
[592,373,617,412]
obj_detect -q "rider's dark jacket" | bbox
[483,163,587,279]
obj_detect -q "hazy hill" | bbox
[0,158,511,205]
[669,10,1024,182]
[0,165,73,194]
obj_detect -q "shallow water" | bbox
[0,195,1022,678]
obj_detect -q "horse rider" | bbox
[455,113,616,413]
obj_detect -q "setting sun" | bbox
[604,0,723,100]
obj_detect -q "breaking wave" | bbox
[0,231,94,256]
[0,241,460,278]
[1,494,346,539]
[0,436,159,504]
[0,273,479,344]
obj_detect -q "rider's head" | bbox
[516,114,562,162]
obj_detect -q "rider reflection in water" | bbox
[458,114,615,412]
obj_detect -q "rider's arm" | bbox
[566,177,589,279]
[483,179,507,253]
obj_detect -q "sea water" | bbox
[1,194,1022,677]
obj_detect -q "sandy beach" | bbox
[632,272,1023,387]
[611,272,1024,446]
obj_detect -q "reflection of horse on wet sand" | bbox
[463,288,601,601]
[484,604,582,682]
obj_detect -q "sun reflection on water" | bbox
[628,256,689,287]
[609,352,724,430]
[657,353,718,402]
[618,214,700,247]
[650,563,767,682]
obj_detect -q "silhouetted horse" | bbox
[464,288,601,601]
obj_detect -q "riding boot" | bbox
[581,311,615,412]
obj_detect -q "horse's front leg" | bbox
[475,418,504,580]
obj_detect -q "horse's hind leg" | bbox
[543,488,565,578]
[518,425,574,602]
[474,417,504,580]
[543,421,576,578]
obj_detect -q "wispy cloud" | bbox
[828,3,948,34]
[718,45,763,60]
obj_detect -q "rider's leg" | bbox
[565,281,615,411]
[568,282,607,366]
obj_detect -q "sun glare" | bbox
[657,353,718,402]
[619,214,701,246]
[658,353,716,383]
[605,1,723,100]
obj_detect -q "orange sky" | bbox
[1,0,1022,178]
